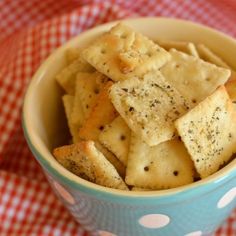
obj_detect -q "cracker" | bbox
[156,39,199,57]
[79,81,118,141]
[75,71,109,119]
[71,81,85,128]
[82,23,170,82]
[175,86,236,178]
[125,134,194,189]
[62,95,80,143]
[56,56,94,95]
[66,48,81,64]
[95,142,126,178]
[197,44,230,69]
[109,70,189,146]
[99,116,131,166]
[160,49,231,106]
[53,142,95,181]
[228,70,236,82]
[225,77,236,105]
[53,141,128,190]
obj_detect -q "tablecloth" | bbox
[0,0,236,235]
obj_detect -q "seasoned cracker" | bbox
[53,141,128,190]
[160,49,231,106]
[53,142,95,181]
[125,134,194,189]
[82,23,170,81]
[156,39,199,57]
[175,86,236,178]
[95,142,126,178]
[109,70,189,146]
[79,81,118,141]
[62,95,80,143]
[75,71,109,119]
[99,116,131,166]
[56,56,94,94]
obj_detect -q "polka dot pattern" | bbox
[217,187,236,209]
[184,231,202,236]
[98,230,117,236]
[139,214,170,229]
[53,181,75,205]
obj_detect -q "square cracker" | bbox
[125,134,194,189]
[160,49,231,106]
[79,81,118,141]
[62,95,80,143]
[56,55,94,95]
[82,23,170,82]
[99,116,131,166]
[156,39,199,57]
[109,70,189,146]
[175,86,236,178]
[53,141,128,190]
[74,71,109,119]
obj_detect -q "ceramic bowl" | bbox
[22,17,236,236]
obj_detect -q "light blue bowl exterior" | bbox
[23,120,236,236]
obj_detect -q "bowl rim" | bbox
[22,16,236,200]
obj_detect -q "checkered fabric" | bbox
[0,0,235,235]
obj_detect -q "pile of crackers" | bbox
[53,23,236,191]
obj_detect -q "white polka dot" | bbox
[139,214,170,229]
[217,187,236,208]
[98,230,117,236]
[185,231,202,236]
[53,181,75,205]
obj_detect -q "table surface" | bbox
[0,0,236,235]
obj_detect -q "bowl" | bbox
[22,17,236,236]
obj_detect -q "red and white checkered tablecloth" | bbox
[0,0,236,235]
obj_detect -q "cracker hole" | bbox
[86,104,89,109]
[120,135,126,141]
[206,77,211,81]
[192,99,197,104]
[146,51,152,57]
[175,64,180,68]
[173,170,179,176]
[99,125,104,131]
[121,34,127,39]
[101,49,106,54]
[94,88,99,94]
[144,166,149,172]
